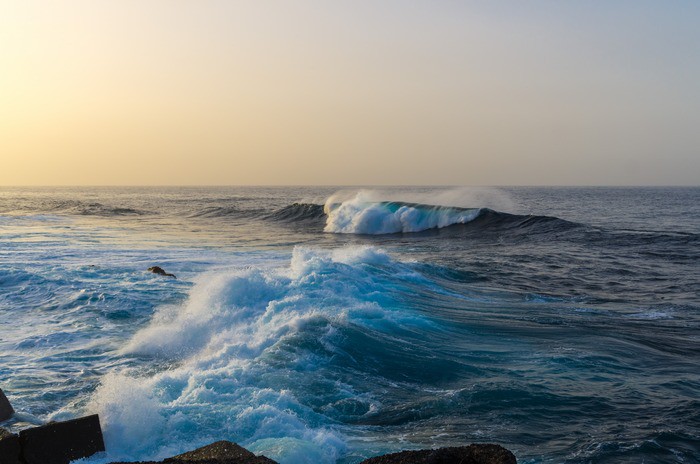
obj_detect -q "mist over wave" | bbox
[324,188,515,212]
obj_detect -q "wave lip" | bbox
[324,198,481,235]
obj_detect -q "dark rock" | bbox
[0,388,14,422]
[108,440,278,464]
[0,428,21,464]
[148,266,177,278]
[19,414,106,464]
[359,444,517,464]
[107,442,516,464]
[167,440,277,463]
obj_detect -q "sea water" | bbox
[0,186,698,463]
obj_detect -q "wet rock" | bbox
[108,440,277,464]
[0,428,21,464]
[19,414,105,464]
[148,266,177,278]
[358,444,517,464]
[0,388,14,421]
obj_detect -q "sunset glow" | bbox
[2,1,698,185]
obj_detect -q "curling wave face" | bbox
[324,195,482,234]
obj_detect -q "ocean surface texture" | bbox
[0,186,698,464]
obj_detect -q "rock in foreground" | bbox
[359,444,517,464]
[0,427,21,464]
[108,441,516,464]
[109,440,277,464]
[0,388,14,421]
[168,441,276,463]
[19,414,106,464]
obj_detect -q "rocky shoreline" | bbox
[2,426,517,464]
[1,388,516,464]
[107,440,516,464]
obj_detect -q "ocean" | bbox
[0,186,698,463]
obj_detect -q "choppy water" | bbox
[0,186,698,463]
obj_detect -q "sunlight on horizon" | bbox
[1,1,699,186]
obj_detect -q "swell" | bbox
[432,208,582,237]
[188,206,265,219]
[262,203,326,222]
[16,200,152,217]
[186,203,325,222]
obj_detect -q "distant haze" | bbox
[1,1,698,186]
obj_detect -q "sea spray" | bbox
[324,187,515,212]
[85,246,438,464]
[324,191,482,234]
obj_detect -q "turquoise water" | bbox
[1,187,698,463]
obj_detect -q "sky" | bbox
[1,1,699,186]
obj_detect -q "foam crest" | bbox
[86,246,435,463]
[324,191,482,234]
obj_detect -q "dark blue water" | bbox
[0,187,698,463]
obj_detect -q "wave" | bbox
[189,203,325,222]
[188,206,265,219]
[322,193,579,236]
[49,201,149,217]
[324,198,481,235]
[264,203,326,223]
[88,246,441,463]
[454,208,581,236]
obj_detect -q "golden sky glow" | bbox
[1,1,699,185]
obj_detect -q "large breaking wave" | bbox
[86,246,442,464]
[323,190,499,234]
[325,200,481,234]
[320,190,579,236]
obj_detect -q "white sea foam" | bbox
[324,190,486,234]
[84,246,434,464]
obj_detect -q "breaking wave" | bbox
[321,192,579,236]
[87,246,439,463]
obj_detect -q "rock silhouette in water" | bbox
[358,444,517,464]
[148,266,177,278]
[0,388,14,422]
[19,414,105,464]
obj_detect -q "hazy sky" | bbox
[1,1,699,186]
